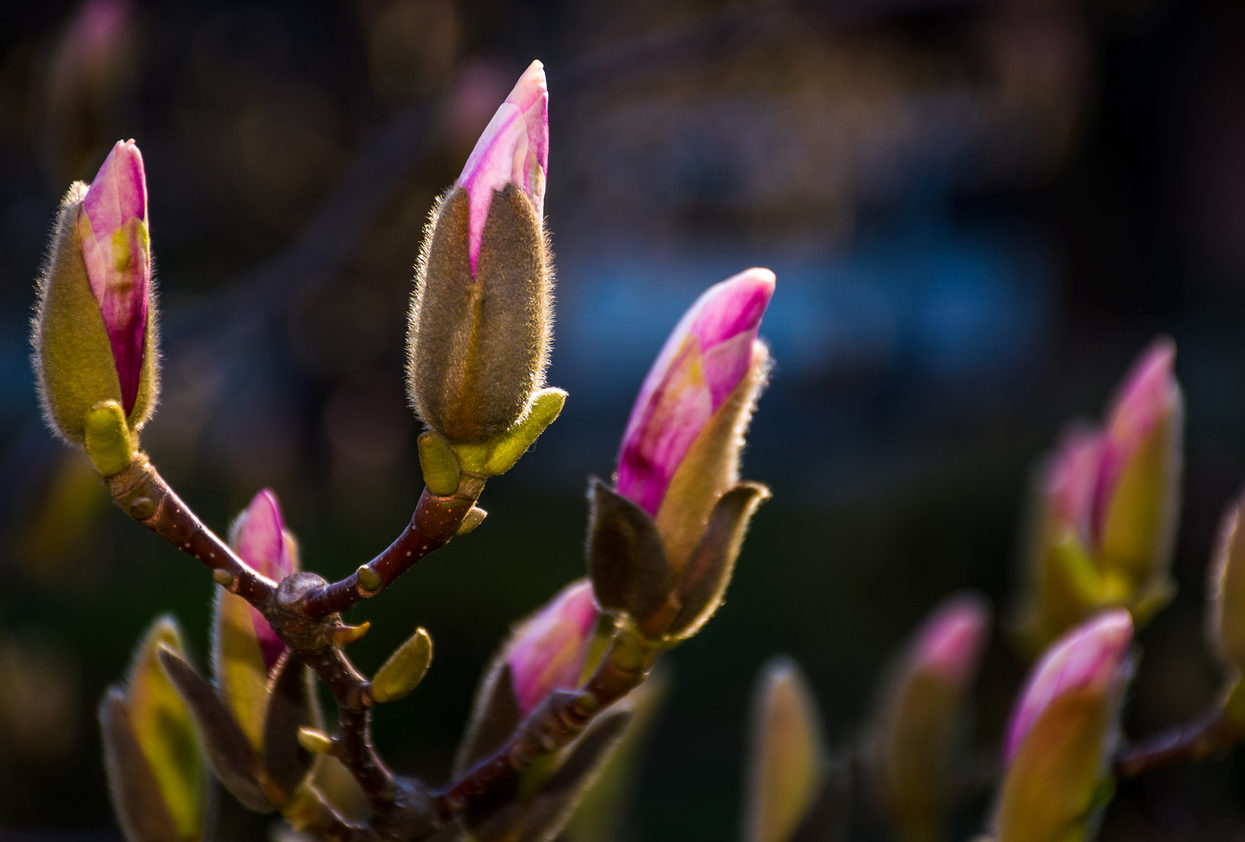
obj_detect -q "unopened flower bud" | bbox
[994,610,1133,842]
[1208,493,1245,677]
[506,579,598,717]
[617,267,774,570]
[1018,339,1181,649]
[408,60,553,444]
[33,139,159,447]
[212,490,297,749]
[871,595,990,842]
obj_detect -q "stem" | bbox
[104,454,275,606]
[434,623,658,820]
[1115,706,1243,779]
[302,476,486,619]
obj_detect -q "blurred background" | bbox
[2,0,1245,839]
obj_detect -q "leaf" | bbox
[262,653,319,801]
[454,662,523,776]
[211,586,270,751]
[372,627,434,704]
[586,479,671,622]
[158,646,274,813]
[122,617,207,840]
[668,482,769,639]
[100,688,186,842]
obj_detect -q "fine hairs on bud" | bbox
[408,184,554,443]
[33,183,161,445]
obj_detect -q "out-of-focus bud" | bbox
[993,610,1133,842]
[589,270,773,640]
[33,139,159,457]
[870,595,990,842]
[1208,492,1245,679]
[100,616,206,842]
[507,579,599,717]
[1017,339,1181,650]
[746,658,832,842]
[212,490,298,750]
[408,60,558,453]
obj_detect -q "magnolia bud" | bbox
[590,269,773,639]
[212,490,297,750]
[408,60,553,444]
[871,594,990,842]
[33,139,159,448]
[506,579,598,717]
[1018,339,1181,649]
[994,610,1133,842]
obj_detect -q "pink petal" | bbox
[231,489,294,671]
[1044,426,1104,548]
[457,60,548,276]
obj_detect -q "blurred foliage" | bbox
[3,0,1245,839]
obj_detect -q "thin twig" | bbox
[1115,706,1242,779]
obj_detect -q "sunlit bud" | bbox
[1019,339,1181,648]
[994,610,1133,842]
[871,595,990,842]
[33,139,159,445]
[506,579,598,717]
[100,616,206,842]
[1208,493,1245,676]
[407,61,554,445]
[212,490,298,751]
[616,268,774,570]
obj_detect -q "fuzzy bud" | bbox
[33,139,159,446]
[408,61,553,443]
[506,579,598,717]
[1208,493,1245,677]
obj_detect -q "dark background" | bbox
[2,0,1245,839]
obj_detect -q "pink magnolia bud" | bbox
[1004,609,1132,764]
[506,579,598,717]
[457,59,548,276]
[229,490,296,671]
[76,139,150,415]
[910,594,991,688]
[616,268,775,521]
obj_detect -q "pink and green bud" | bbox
[77,139,150,415]
[506,579,599,717]
[615,268,774,570]
[994,610,1133,842]
[212,490,298,752]
[1019,340,1181,648]
[33,139,159,447]
[229,490,296,671]
[871,595,990,842]
[457,59,548,276]
[408,61,554,444]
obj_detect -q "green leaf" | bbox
[121,617,207,841]
[210,587,269,752]
[372,627,434,704]
[586,479,671,624]
[100,689,188,842]
[158,646,274,813]
[262,653,319,801]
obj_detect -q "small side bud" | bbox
[372,628,434,704]
[457,506,488,535]
[84,399,136,476]
[407,62,554,445]
[33,140,159,446]
[331,622,371,648]
[506,579,599,717]
[356,565,382,593]
[418,431,462,496]
[297,727,336,756]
